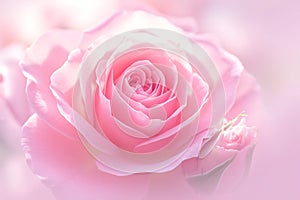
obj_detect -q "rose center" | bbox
[128,74,142,88]
[224,131,241,143]
[127,73,157,95]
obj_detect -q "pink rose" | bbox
[20,11,260,199]
[217,115,256,151]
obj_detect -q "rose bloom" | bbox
[20,11,260,199]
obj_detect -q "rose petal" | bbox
[182,147,236,178]
[21,114,93,187]
[21,30,81,81]
[182,147,237,194]
[50,48,83,94]
[80,11,181,51]
[22,114,150,200]
[20,30,82,139]
[194,36,244,112]
[52,166,150,200]
[215,145,256,192]
[143,167,198,200]
[226,71,262,125]
[0,46,30,124]
[26,80,77,139]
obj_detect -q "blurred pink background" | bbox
[0,0,299,199]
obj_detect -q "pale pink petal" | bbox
[0,46,30,124]
[111,88,165,138]
[182,147,236,178]
[143,167,198,200]
[226,71,263,125]
[195,36,244,112]
[21,114,93,187]
[51,166,150,200]
[21,30,81,81]
[95,87,162,152]
[22,114,150,200]
[26,79,77,139]
[80,11,181,51]
[50,48,83,94]
[50,86,116,154]
[215,145,256,193]
[182,147,237,193]
[20,30,82,139]
[135,74,208,149]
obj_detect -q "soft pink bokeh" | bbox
[0,0,120,47]
[0,0,299,199]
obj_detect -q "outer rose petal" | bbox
[21,30,82,139]
[22,114,149,200]
[79,10,180,50]
[0,98,22,149]
[22,114,93,186]
[0,46,55,200]
[194,35,244,112]
[52,167,150,200]
[0,46,30,124]
[215,145,256,193]
[182,144,255,194]
[119,0,203,33]
[226,70,263,125]
[182,146,236,193]
[143,167,198,200]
